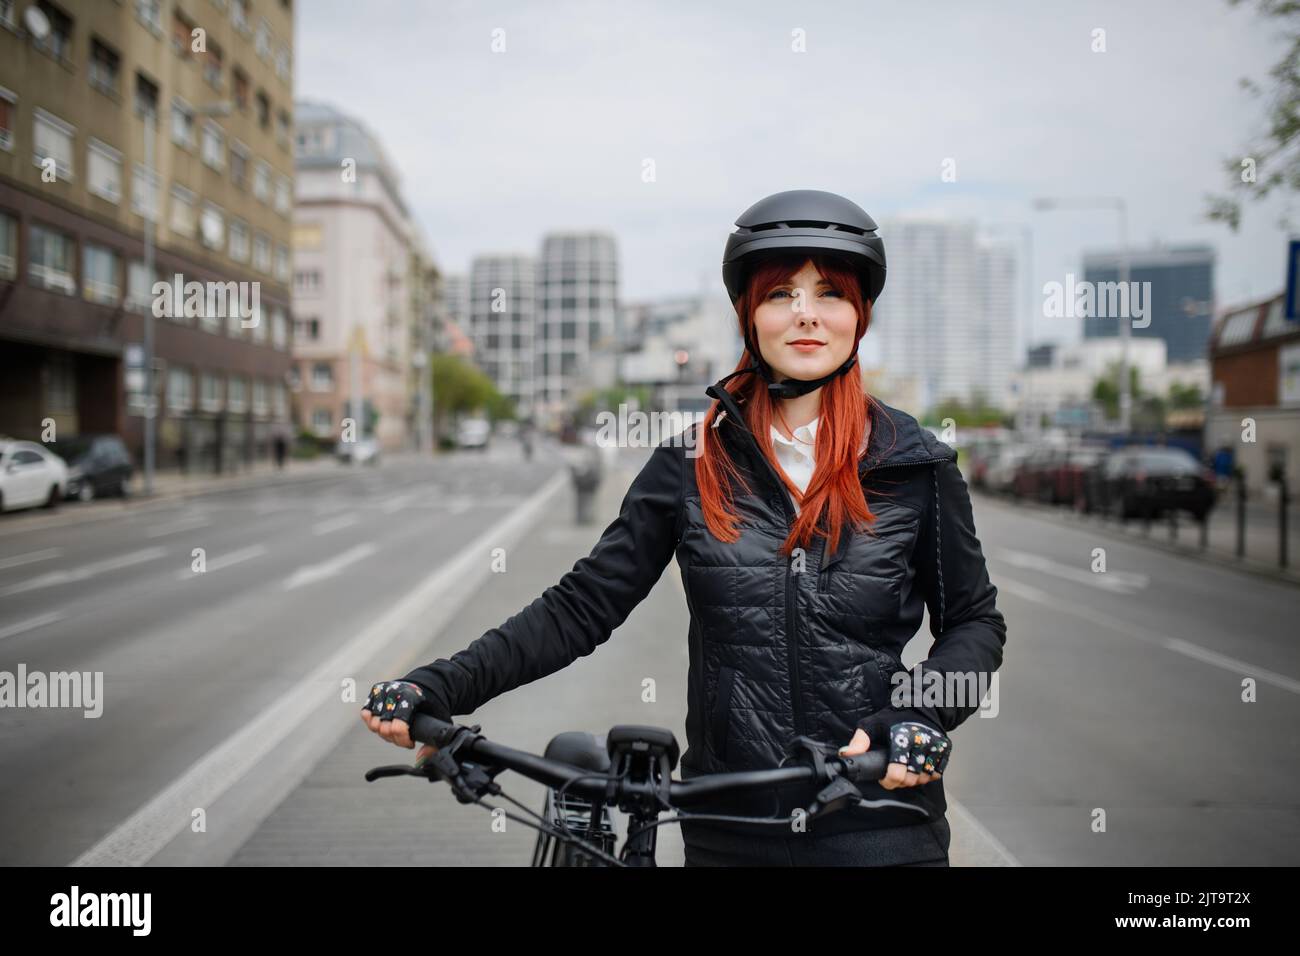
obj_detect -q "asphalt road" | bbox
[1,445,1295,866]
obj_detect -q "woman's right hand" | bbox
[360,680,438,760]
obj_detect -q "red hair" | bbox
[696,253,881,559]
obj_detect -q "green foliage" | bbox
[923,393,1007,428]
[1204,0,1300,231]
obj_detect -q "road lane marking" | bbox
[174,544,269,580]
[312,514,358,535]
[0,548,63,571]
[145,515,212,538]
[70,469,568,866]
[283,542,378,590]
[0,547,168,597]
[991,548,1148,594]
[995,571,1300,694]
[0,612,65,642]
[378,494,414,514]
[946,794,1022,867]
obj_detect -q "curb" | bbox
[974,491,1300,589]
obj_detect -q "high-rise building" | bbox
[1081,244,1215,363]
[870,219,1015,411]
[467,254,535,418]
[290,100,438,450]
[534,231,618,419]
[0,0,296,471]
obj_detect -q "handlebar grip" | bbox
[409,713,457,749]
[839,749,890,784]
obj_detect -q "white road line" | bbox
[174,544,269,580]
[0,547,63,571]
[0,611,65,642]
[996,572,1300,694]
[312,514,358,535]
[378,494,414,514]
[991,548,1148,594]
[283,542,378,590]
[145,516,212,538]
[71,469,568,866]
[0,547,168,597]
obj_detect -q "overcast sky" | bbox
[294,0,1296,353]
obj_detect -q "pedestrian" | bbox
[361,189,1007,866]
[273,431,287,471]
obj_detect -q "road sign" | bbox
[1287,239,1300,321]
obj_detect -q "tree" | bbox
[429,354,504,438]
[1167,381,1205,410]
[1204,0,1300,231]
[1091,362,1142,422]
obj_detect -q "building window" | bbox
[135,0,163,35]
[295,317,319,341]
[273,244,290,282]
[230,140,249,189]
[294,269,320,295]
[252,233,271,273]
[204,41,224,90]
[89,38,121,96]
[228,375,247,412]
[33,1,73,64]
[287,365,300,391]
[201,120,224,170]
[275,46,290,83]
[232,67,250,111]
[131,162,160,220]
[33,108,74,180]
[275,109,290,148]
[28,223,76,294]
[82,245,120,305]
[311,363,333,391]
[312,408,332,434]
[87,138,122,203]
[252,158,270,201]
[171,8,196,58]
[255,18,272,60]
[126,260,157,311]
[0,0,16,29]
[274,383,287,418]
[0,212,16,279]
[0,86,14,152]
[199,202,224,251]
[228,219,249,262]
[45,353,75,413]
[231,0,250,35]
[253,379,268,415]
[272,306,288,349]
[200,372,222,411]
[170,185,196,237]
[168,367,193,412]
[135,72,159,120]
[255,91,270,130]
[273,174,291,214]
[171,98,196,150]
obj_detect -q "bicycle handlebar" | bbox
[404,713,893,807]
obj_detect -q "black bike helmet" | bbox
[716,189,887,399]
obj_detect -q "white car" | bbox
[0,439,68,513]
[456,418,491,450]
[335,437,380,465]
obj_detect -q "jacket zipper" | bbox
[706,386,807,738]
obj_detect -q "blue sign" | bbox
[1288,239,1300,321]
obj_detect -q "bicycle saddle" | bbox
[544,731,612,774]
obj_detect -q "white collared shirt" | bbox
[771,417,820,514]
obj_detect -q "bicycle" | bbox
[365,714,938,867]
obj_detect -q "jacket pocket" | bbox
[709,665,738,764]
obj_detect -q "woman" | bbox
[362,189,1007,867]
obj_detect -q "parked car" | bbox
[335,437,380,465]
[456,418,491,450]
[1042,444,1108,509]
[43,434,133,501]
[0,439,68,513]
[1095,447,1217,521]
[984,445,1032,495]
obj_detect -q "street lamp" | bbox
[983,222,1036,434]
[141,99,232,494]
[1032,196,1132,433]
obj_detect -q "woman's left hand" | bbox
[838,726,944,790]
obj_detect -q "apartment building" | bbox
[0,0,296,472]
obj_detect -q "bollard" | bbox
[1235,469,1247,559]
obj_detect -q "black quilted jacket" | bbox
[405,383,1007,837]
